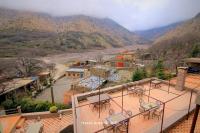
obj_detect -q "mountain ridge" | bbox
[135,22,183,41]
[0,8,146,57]
[148,12,200,63]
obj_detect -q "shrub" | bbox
[1,98,70,113]
[20,98,37,113]
[132,68,147,81]
[132,69,142,81]
[49,106,58,113]
[55,103,67,110]
[1,99,15,109]
[154,60,166,80]
[190,44,200,57]
[35,101,52,112]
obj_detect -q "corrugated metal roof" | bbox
[66,68,85,72]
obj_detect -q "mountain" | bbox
[149,12,200,63]
[135,22,182,41]
[0,8,145,57]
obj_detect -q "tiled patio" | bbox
[171,74,200,90]
[75,82,197,133]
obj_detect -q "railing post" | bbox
[160,103,165,133]
[187,90,193,119]
[190,104,200,133]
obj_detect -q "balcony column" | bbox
[175,67,188,91]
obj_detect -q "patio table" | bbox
[142,102,158,111]
[26,122,43,133]
[87,93,110,104]
[128,86,143,92]
[106,113,128,125]
[151,80,162,88]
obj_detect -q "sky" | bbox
[0,0,200,31]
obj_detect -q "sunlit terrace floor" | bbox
[76,82,197,133]
[171,74,200,90]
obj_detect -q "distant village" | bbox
[1,50,200,133]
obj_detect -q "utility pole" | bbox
[49,64,56,105]
[50,77,55,104]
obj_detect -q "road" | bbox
[36,76,72,103]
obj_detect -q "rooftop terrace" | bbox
[72,76,199,133]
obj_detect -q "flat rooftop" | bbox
[73,78,198,133]
[66,68,85,72]
[93,65,111,71]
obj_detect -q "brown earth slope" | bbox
[149,13,200,61]
[0,8,146,57]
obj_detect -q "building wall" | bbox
[90,68,109,79]
[66,71,84,79]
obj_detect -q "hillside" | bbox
[149,13,200,63]
[0,8,145,57]
[135,22,182,41]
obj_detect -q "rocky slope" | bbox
[0,8,145,57]
[149,13,200,62]
[135,22,182,41]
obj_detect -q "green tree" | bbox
[132,69,142,81]
[190,44,200,57]
[141,68,147,78]
[155,60,166,79]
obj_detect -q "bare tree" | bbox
[15,57,44,77]
[95,54,103,64]
[0,69,9,93]
[47,63,56,104]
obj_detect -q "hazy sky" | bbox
[0,0,200,31]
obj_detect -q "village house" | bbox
[0,77,39,102]
[65,68,87,79]
[109,51,136,68]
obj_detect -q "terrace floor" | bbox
[171,74,200,90]
[76,82,197,133]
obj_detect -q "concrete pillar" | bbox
[175,67,188,91]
